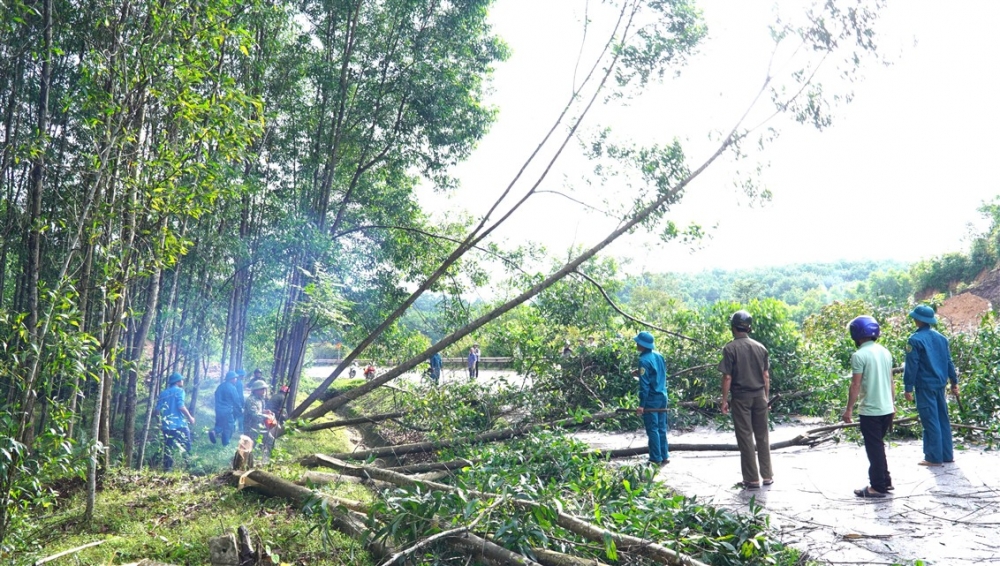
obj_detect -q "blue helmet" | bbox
[225,370,238,380]
[168,372,184,385]
[236,368,247,377]
[848,316,880,341]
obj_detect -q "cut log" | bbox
[226,470,394,559]
[303,411,620,463]
[299,471,364,485]
[386,458,474,474]
[448,532,543,565]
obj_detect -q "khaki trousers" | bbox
[730,393,772,483]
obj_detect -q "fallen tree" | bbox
[302,411,620,463]
[298,411,411,432]
[587,417,920,458]
[234,468,616,566]
[303,456,711,566]
[288,2,885,426]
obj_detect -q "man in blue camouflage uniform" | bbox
[903,305,959,466]
[156,372,196,471]
[631,331,668,465]
[210,370,242,446]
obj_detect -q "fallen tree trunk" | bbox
[307,456,710,566]
[225,470,395,560]
[303,411,620,463]
[236,468,609,566]
[386,458,474,474]
[299,411,411,432]
[588,417,919,459]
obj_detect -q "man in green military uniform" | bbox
[243,380,274,448]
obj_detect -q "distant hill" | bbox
[624,259,909,315]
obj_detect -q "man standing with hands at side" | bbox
[632,331,668,466]
[903,304,959,467]
[719,310,772,490]
[842,315,895,498]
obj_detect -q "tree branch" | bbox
[570,270,707,346]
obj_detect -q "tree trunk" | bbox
[123,268,162,467]
[302,412,619,463]
[226,469,395,560]
[299,410,410,431]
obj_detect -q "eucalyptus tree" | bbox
[0,0,266,541]
[260,0,508,408]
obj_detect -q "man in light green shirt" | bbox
[842,316,895,498]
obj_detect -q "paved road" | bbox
[575,423,1000,565]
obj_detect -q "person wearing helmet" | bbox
[718,310,772,489]
[210,371,243,446]
[243,379,275,446]
[843,315,895,498]
[631,331,669,465]
[155,372,195,471]
[903,305,959,467]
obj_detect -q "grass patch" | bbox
[24,467,373,566]
[22,382,374,566]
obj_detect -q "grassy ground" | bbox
[23,377,375,566]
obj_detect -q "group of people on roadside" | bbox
[155,366,289,471]
[633,304,959,498]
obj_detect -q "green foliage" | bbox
[0,303,96,553]
[367,432,797,565]
[946,314,1000,438]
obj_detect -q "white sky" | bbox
[422,0,1000,275]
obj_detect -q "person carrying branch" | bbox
[719,310,773,490]
[631,331,669,465]
[842,315,895,498]
[903,305,959,467]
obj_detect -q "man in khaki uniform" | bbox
[719,310,772,490]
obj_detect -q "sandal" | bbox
[762,478,774,486]
[854,487,886,498]
[918,460,943,467]
[741,481,760,490]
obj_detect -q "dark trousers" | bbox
[730,393,772,483]
[859,413,893,492]
[214,414,235,446]
[162,427,191,471]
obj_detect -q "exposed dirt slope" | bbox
[935,268,1000,333]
